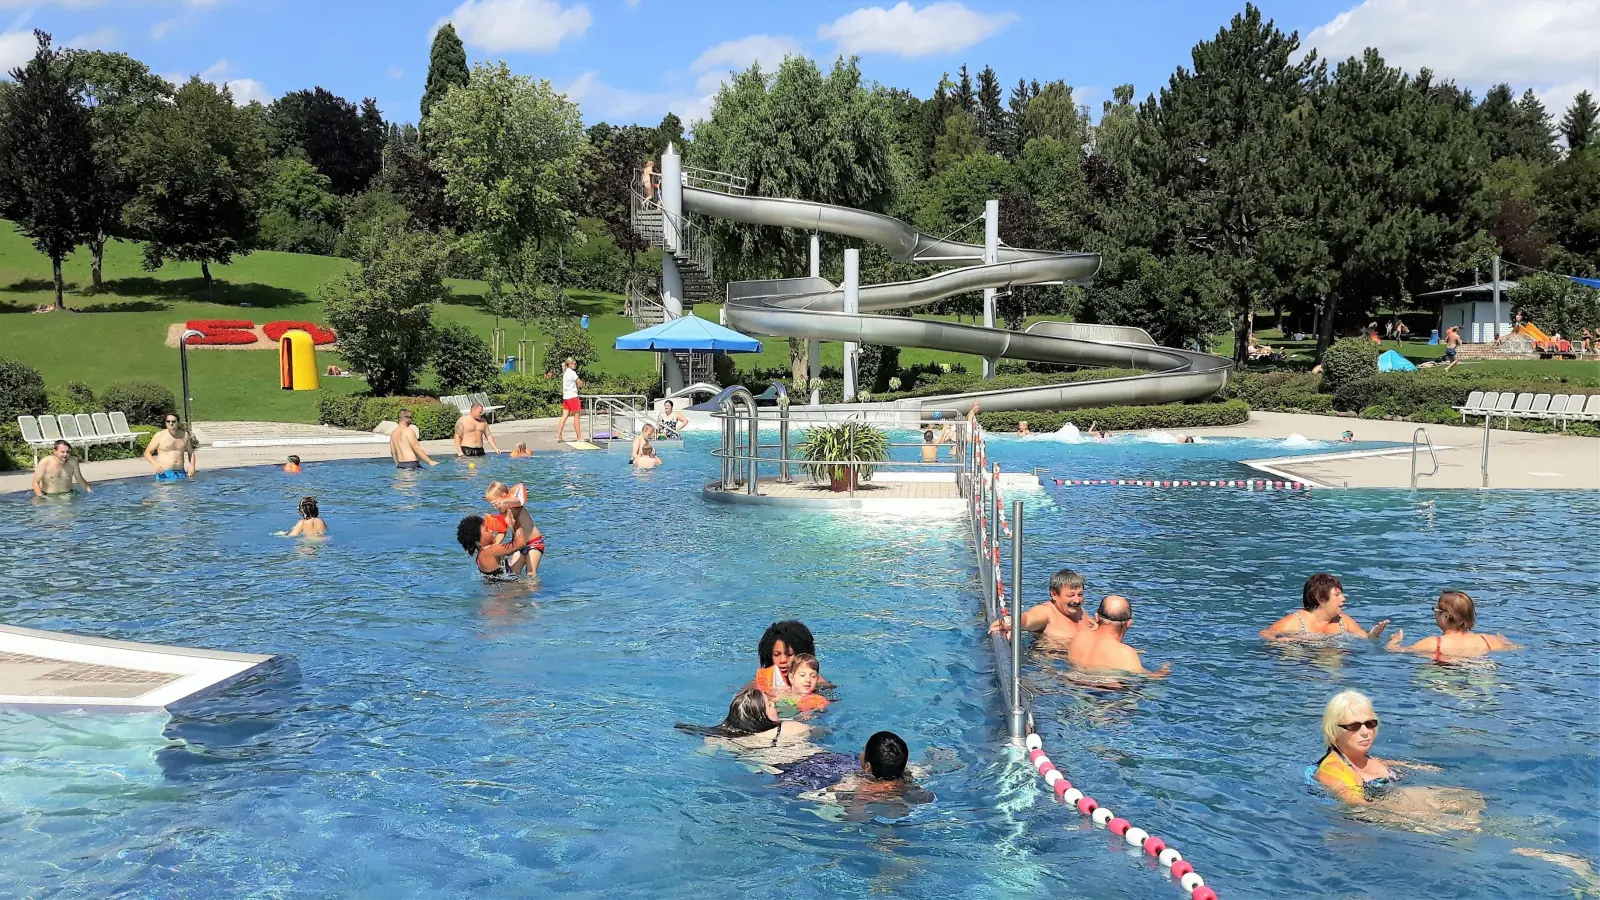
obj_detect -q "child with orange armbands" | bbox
[775,653,830,716]
[484,481,545,576]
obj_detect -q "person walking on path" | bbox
[33,440,92,496]
[144,414,197,478]
[1443,326,1461,371]
[556,358,584,444]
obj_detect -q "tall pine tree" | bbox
[0,32,98,308]
[955,65,976,115]
[974,64,1006,152]
[1561,90,1596,153]
[421,23,468,123]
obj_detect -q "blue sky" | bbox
[3,0,1597,128]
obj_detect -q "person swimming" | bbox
[1261,573,1388,640]
[1387,590,1520,661]
[283,455,302,474]
[772,730,934,820]
[285,496,326,537]
[675,687,817,766]
[509,442,531,458]
[775,653,829,715]
[484,481,545,575]
[754,620,816,695]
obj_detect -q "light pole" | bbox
[179,329,202,428]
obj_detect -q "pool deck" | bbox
[0,624,274,711]
[1191,412,1599,490]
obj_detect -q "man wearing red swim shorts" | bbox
[556,357,584,443]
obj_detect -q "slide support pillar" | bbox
[843,248,859,403]
[982,199,998,379]
[659,143,685,392]
[808,234,821,405]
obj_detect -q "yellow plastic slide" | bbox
[1516,322,1551,343]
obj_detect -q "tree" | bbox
[691,55,898,385]
[1561,90,1597,153]
[121,77,269,295]
[258,156,341,253]
[1477,83,1557,164]
[652,111,684,155]
[1129,5,1320,363]
[0,32,98,308]
[974,64,1006,151]
[955,65,976,114]
[68,49,172,291]
[581,122,654,265]
[266,88,384,195]
[323,225,451,395]
[932,110,983,173]
[421,22,469,123]
[1538,147,1600,269]
[431,323,499,392]
[427,61,588,297]
[382,123,456,231]
[1018,80,1089,152]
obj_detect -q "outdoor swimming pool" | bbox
[1,433,1595,898]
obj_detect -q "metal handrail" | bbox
[630,179,716,289]
[583,394,649,445]
[1411,426,1439,489]
[682,166,749,194]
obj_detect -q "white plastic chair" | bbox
[91,412,130,447]
[1455,390,1484,422]
[1529,394,1552,417]
[16,416,52,462]
[109,411,137,438]
[38,414,64,445]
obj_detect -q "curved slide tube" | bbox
[683,187,1232,413]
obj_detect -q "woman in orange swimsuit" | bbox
[1387,591,1519,661]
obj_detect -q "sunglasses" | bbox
[1337,719,1379,732]
[165,419,179,425]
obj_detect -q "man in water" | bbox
[1066,595,1169,677]
[989,569,1096,648]
[631,423,657,463]
[143,414,197,478]
[32,440,92,496]
[633,445,662,468]
[391,409,437,470]
[453,403,500,458]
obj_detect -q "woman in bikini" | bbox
[1386,590,1518,661]
[1261,573,1388,640]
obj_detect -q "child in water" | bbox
[283,455,302,474]
[775,653,830,716]
[774,730,934,820]
[484,481,544,575]
[286,496,326,536]
[510,442,532,458]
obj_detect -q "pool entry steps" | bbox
[0,624,273,711]
[968,427,1223,899]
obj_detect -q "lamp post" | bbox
[179,329,202,428]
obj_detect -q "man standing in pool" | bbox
[390,409,437,470]
[144,414,197,478]
[989,569,1096,648]
[453,403,500,459]
[1067,595,1169,677]
[32,440,92,496]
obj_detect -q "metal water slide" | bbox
[682,186,1233,413]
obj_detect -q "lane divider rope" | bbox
[1025,733,1219,899]
[1051,478,1309,491]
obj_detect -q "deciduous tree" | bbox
[266,87,384,195]
[323,225,451,395]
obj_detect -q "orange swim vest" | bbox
[284,464,301,474]
[755,665,789,695]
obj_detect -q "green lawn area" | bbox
[1245,329,1600,383]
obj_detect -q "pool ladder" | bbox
[1411,427,1439,489]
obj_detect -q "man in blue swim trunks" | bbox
[144,414,196,478]
[1442,326,1461,370]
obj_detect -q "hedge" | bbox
[0,357,48,423]
[1332,373,1600,415]
[494,372,660,420]
[978,400,1250,433]
[874,368,1147,402]
[101,380,178,425]
[318,395,455,440]
[0,424,157,469]
[1321,338,1381,394]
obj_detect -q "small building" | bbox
[1419,280,1517,343]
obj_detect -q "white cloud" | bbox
[199,58,229,81]
[1306,0,1600,121]
[0,29,32,74]
[819,2,1016,58]
[387,66,404,79]
[438,0,592,53]
[151,17,182,39]
[63,27,116,50]
[562,70,709,122]
[690,34,803,92]
[224,78,270,105]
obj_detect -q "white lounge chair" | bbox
[1454,390,1485,422]
[440,394,471,414]
[92,412,135,447]
[1529,394,1552,418]
[1581,395,1600,422]
[109,411,138,439]
[1543,395,1568,422]
[469,392,504,421]
[54,415,87,456]
[1510,393,1535,417]
[38,414,64,447]
[16,416,53,462]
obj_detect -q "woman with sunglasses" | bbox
[1313,690,1410,803]
[1386,590,1519,662]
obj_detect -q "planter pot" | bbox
[828,467,858,492]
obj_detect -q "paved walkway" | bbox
[1,417,581,495]
[1187,412,1599,490]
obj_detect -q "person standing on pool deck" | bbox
[989,568,1095,648]
[454,403,500,458]
[1261,573,1388,640]
[556,357,584,443]
[1066,595,1169,677]
[144,414,196,478]
[390,409,438,470]
[32,440,92,496]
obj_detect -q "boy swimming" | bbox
[286,496,326,537]
[284,455,302,474]
[774,730,933,820]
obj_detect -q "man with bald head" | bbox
[1065,595,1169,677]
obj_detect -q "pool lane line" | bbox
[1024,733,1219,900]
[1049,478,1312,491]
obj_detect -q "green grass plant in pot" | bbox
[798,421,890,492]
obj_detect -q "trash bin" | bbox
[1428,329,1440,345]
[580,315,590,329]
[503,356,517,372]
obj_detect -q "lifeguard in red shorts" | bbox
[556,356,583,443]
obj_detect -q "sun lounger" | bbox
[1454,390,1485,422]
[74,414,109,448]
[109,411,137,439]
[469,392,504,421]
[1543,395,1568,421]
[16,416,53,462]
[1581,395,1600,423]
[54,415,88,456]
[92,412,136,447]
[1529,394,1552,418]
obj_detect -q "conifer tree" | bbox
[421,23,469,123]
[1561,90,1596,153]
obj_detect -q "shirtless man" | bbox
[633,445,662,468]
[1066,595,1169,677]
[1442,326,1461,371]
[143,414,196,478]
[989,569,1095,648]
[390,409,437,470]
[631,423,657,462]
[32,440,92,496]
[453,404,500,458]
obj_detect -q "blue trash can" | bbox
[503,356,517,372]
[580,315,590,330]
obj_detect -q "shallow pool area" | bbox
[2,434,1596,898]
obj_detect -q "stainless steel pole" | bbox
[982,199,999,379]
[178,329,202,427]
[1491,255,1502,343]
[1481,409,1491,487]
[746,403,759,495]
[990,464,1001,613]
[778,404,791,483]
[1009,498,1025,739]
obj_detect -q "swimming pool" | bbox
[1,434,1595,898]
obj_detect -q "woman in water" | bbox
[1386,590,1519,661]
[676,688,816,765]
[1261,573,1388,640]
[1310,690,1483,832]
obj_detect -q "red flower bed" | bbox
[186,319,255,331]
[185,330,259,345]
[263,320,337,344]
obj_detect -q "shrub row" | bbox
[977,400,1250,434]
[101,381,178,425]
[1332,373,1600,415]
[873,368,1147,402]
[0,423,159,469]
[494,372,660,420]
[1219,371,1334,413]
[318,395,455,440]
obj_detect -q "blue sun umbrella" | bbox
[614,315,763,353]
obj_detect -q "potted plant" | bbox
[798,421,890,492]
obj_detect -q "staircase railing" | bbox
[630,175,716,288]
[627,282,675,330]
[682,166,748,195]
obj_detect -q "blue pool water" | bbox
[1,434,1596,899]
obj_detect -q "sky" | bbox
[3,0,1598,130]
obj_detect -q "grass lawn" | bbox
[1245,329,1600,384]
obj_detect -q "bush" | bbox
[1320,338,1380,393]
[65,381,95,407]
[102,380,178,426]
[1359,405,1390,420]
[0,357,48,423]
[1331,372,1600,416]
[0,422,21,470]
[977,399,1250,433]
[323,225,450,396]
[431,324,499,393]
[317,394,455,440]
[873,368,1147,402]
[493,371,658,420]
[540,320,598,374]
